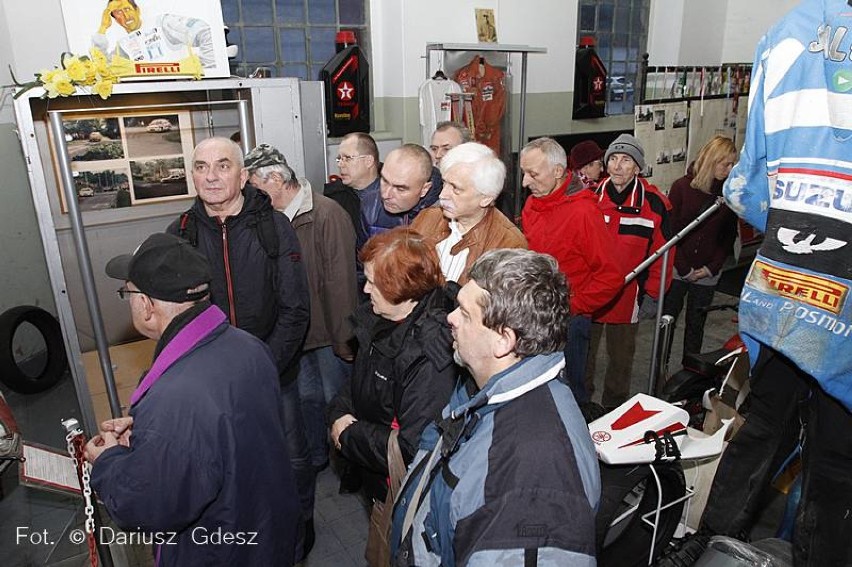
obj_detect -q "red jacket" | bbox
[522,176,624,316]
[592,176,674,324]
[454,57,506,154]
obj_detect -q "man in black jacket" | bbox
[167,137,314,559]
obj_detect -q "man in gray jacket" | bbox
[245,143,359,471]
[391,249,600,566]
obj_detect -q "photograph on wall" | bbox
[475,9,497,43]
[129,157,190,204]
[70,166,132,212]
[686,98,736,165]
[125,114,184,157]
[63,118,125,162]
[634,101,689,193]
[654,110,666,131]
[52,110,195,213]
[59,0,230,79]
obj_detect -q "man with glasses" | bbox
[87,232,300,566]
[324,132,381,250]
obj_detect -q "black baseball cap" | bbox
[105,233,211,303]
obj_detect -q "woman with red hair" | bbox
[327,227,457,505]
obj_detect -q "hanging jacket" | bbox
[723,0,852,410]
[454,57,507,154]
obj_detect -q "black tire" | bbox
[0,306,68,394]
[596,462,687,567]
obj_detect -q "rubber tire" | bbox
[0,306,68,394]
[596,462,687,567]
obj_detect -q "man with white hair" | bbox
[411,141,526,283]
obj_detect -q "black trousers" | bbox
[700,347,852,566]
[662,279,716,363]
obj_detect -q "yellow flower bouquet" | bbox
[11,47,203,100]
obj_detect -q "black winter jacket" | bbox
[167,186,310,379]
[327,285,457,501]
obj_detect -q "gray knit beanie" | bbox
[604,134,646,172]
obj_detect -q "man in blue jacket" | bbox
[391,249,600,566]
[86,232,300,566]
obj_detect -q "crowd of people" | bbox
[81,42,851,562]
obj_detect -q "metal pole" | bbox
[237,99,253,154]
[624,198,724,284]
[647,249,669,396]
[48,112,123,420]
[515,52,529,219]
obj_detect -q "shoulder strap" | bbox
[178,210,198,247]
[256,209,280,258]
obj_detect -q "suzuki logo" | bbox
[777,227,846,254]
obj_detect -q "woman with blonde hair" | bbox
[663,136,739,364]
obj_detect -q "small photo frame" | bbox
[130,157,191,204]
[475,8,497,43]
[53,110,195,213]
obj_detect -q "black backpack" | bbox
[177,208,280,258]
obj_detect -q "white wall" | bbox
[721,0,800,63]
[370,0,575,99]
[678,1,728,66]
[648,0,799,67]
[647,0,685,66]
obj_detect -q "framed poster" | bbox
[475,9,497,43]
[634,101,689,193]
[54,111,195,213]
[60,0,230,79]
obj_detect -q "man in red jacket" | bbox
[588,134,674,409]
[520,137,623,405]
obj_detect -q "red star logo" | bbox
[611,401,661,430]
[338,81,354,100]
[593,76,604,91]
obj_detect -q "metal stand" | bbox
[425,43,546,219]
[623,198,727,393]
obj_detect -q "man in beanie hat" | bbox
[85,232,300,567]
[587,133,674,409]
[246,143,359,556]
[520,136,623,408]
[569,139,605,190]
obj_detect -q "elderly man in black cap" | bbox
[587,134,674,408]
[245,143,358,474]
[85,232,300,567]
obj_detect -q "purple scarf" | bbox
[130,305,227,406]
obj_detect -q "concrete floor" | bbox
[1,288,783,567]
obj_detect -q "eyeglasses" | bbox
[116,287,145,300]
[335,154,367,164]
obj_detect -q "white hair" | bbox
[439,142,506,200]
